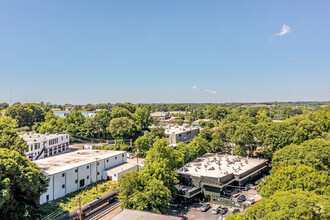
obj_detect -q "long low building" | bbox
[34,150,138,204]
[177,153,268,201]
[21,133,70,161]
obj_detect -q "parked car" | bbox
[246,198,255,205]
[219,207,228,215]
[232,209,240,214]
[246,184,255,190]
[237,195,246,203]
[254,179,261,185]
[212,205,220,215]
[200,203,211,212]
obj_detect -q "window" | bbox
[80,179,85,187]
[62,173,65,177]
[97,172,99,176]
[106,159,109,162]
[75,168,78,173]
[179,134,182,137]
[62,137,63,140]
[75,180,78,184]
[87,165,89,169]
[87,175,89,179]
[62,184,65,189]
[114,174,116,177]
[115,156,117,160]
[46,195,49,202]
[122,153,124,157]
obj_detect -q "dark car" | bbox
[237,195,246,203]
[200,203,211,212]
[219,207,228,215]
[232,209,240,214]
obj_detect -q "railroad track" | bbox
[88,201,121,220]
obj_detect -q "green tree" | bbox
[84,103,96,111]
[134,134,151,157]
[231,122,254,156]
[0,117,27,154]
[143,138,184,193]
[5,103,45,128]
[258,165,330,198]
[0,148,49,219]
[90,110,111,139]
[108,117,139,140]
[292,119,322,144]
[227,190,330,220]
[134,107,151,130]
[118,171,171,213]
[272,138,330,171]
[0,102,9,110]
[64,110,86,136]
[111,107,132,119]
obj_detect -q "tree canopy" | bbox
[0,149,48,219]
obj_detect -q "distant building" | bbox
[176,153,268,203]
[169,111,189,115]
[150,112,170,120]
[20,133,70,161]
[240,104,274,108]
[34,150,139,204]
[65,105,75,111]
[112,209,183,220]
[165,126,199,146]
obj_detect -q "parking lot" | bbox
[166,203,243,220]
[166,187,261,219]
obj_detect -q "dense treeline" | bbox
[118,106,330,217]
[0,101,329,219]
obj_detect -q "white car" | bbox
[246,198,255,205]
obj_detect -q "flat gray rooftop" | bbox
[111,209,182,220]
[165,126,199,135]
[177,153,267,178]
[34,150,125,175]
[106,162,138,174]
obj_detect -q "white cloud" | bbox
[205,89,216,94]
[274,24,291,36]
[192,85,199,90]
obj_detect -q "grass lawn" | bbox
[39,180,118,219]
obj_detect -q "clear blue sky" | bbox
[0,0,329,104]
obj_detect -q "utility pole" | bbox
[76,195,84,220]
[94,157,99,192]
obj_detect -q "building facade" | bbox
[21,133,70,161]
[150,112,170,120]
[165,126,199,146]
[34,150,137,204]
[176,153,268,203]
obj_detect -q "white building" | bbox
[106,162,139,181]
[20,133,70,161]
[165,126,199,146]
[150,112,170,120]
[34,150,138,204]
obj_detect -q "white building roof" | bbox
[150,112,169,117]
[34,150,125,175]
[105,162,138,174]
[165,126,199,135]
[177,153,267,178]
[20,133,69,145]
